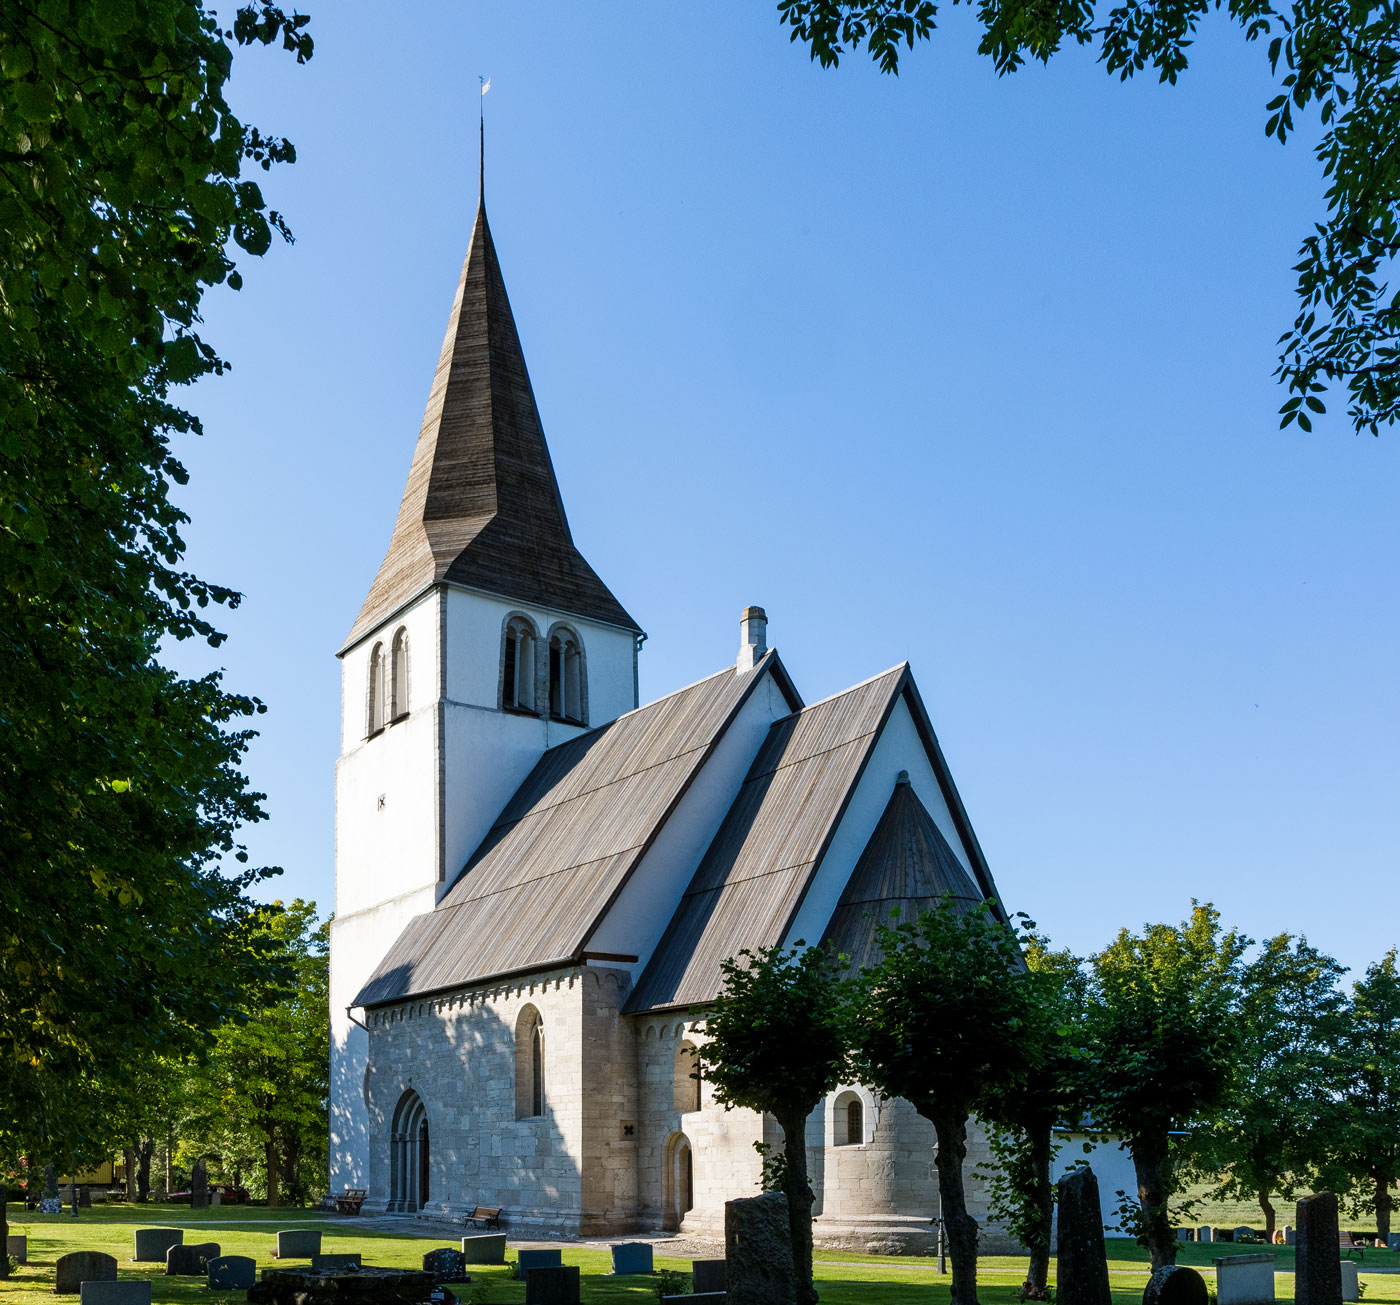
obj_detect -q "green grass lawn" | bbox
[4,1203,1399,1305]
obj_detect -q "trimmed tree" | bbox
[696,943,848,1305]
[846,901,1036,1305]
[1084,902,1248,1270]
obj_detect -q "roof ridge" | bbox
[781,662,908,716]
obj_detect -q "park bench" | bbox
[1339,1231,1366,1260]
[463,1206,502,1230]
[334,1189,367,1215]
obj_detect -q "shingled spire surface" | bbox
[345,201,639,648]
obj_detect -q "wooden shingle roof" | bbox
[353,656,793,1006]
[624,666,909,1014]
[344,200,639,650]
[820,773,985,974]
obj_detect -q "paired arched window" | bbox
[502,616,538,713]
[834,1089,866,1146]
[674,1040,701,1113]
[547,625,584,724]
[515,1005,545,1119]
[367,625,409,737]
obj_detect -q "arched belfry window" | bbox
[390,627,409,721]
[515,1005,545,1119]
[546,624,586,725]
[834,1089,866,1146]
[502,615,538,714]
[367,642,387,736]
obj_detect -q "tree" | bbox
[180,901,329,1207]
[846,902,1036,1305]
[979,938,1091,1300]
[1184,934,1348,1239]
[1336,951,1400,1240]
[1083,902,1248,1270]
[696,943,849,1305]
[0,0,309,1272]
[774,0,1400,437]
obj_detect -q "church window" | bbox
[546,624,586,724]
[367,642,387,736]
[502,615,538,713]
[834,1089,866,1146]
[390,627,410,720]
[674,1040,701,1113]
[515,1005,545,1119]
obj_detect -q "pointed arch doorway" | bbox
[389,1090,429,1212]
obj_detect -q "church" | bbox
[327,186,1017,1252]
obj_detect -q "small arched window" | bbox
[390,627,410,721]
[547,625,585,724]
[834,1089,866,1146]
[674,1040,701,1114]
[515,1005,545,1119]
[367,642,387,736]
[502,616,538,713]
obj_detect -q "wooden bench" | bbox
[1340,1231,1366,1260]
[335,1188,367,1215]
[463,1205,502,1230]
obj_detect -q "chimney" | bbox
[737,605,768,673]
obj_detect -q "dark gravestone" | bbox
[312,1255,362,1272]
[132,1228,183,1263]
[460,1235,506,1265]
[44,1165,59,1200]
[190,1158,209,1211]
[514,1249,563,1280]
[1057,1168,1112,1305]
[1296,1193,1344,1305]
[1143,1265,1209,1305]
[55,1251,118,1294]
[7,1233,27,1264]
[1235,1227,1258,1244]
[726,1191,796,1305]
[692,1259,727,1292]
[611,1243,653,1274]
[207,1256,259,1290]
[524,1265,580,1305]
[276,1229,323,1259]
[79,1284,152,1305]
[1388,1234,1400,1252]
[422,1249,469,1282]
[248,1267,435,1305]
[166,1242,220,1275]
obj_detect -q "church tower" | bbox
[328,194,643,1191]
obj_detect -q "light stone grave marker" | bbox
[1214,1253,1275,1305]
[1341,1263,1359,1304]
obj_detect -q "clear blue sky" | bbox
[171,0,1399,978]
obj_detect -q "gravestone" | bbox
[1214,1253,1276,1305]
[460,1235,507,1265]
[1142,1264,1209,1305]
[524,1265,580,1305]
[692,1259,727,1292]
[190,1158,209,1211]
[1285,1228,1296,1246]
[1235,1227,1259,1244]
[207,1256,259,1290]
[311,1254,361,1272]
[725,1191,796,1305]
[1199,1227,1214,1243]
[276,1229,323,1259]
[611,1243,654,1274]
[79,1283,152,1305]
[44,1164,59,1200]
[422,1249,469,1282]
[1057,1167,1111,1305]
[1340,1262,1359,1303]
[249,1266,434,1305]
[1296,1193,1343,1305]
[132,1228,183,1263]
[165,1241,220,1275]
[1178,1229,1195,1242]
[55,1251,118,1294]
[7,1233,27,1265]
[514,1248,563,1279]
[1388,1234,1400,1252]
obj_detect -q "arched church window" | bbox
[367,642,387,736]
[834,1089,866,1146]
[390,627,410,721]
[674,1040,701,1113]
[515,1005,545,1119]
[547,625,586,724]
[502,615,538,713]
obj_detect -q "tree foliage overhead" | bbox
[0,0,311,1171]
[775,0,1400,437]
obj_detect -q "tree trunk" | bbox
[124,1147,138,1202]
[1132,1132,1177,1271]
[264,1133,281,1207]
[777,1108,818,1305]
[1374,1169,1393,1241]
[927,1105,980,1305]
[1,1181,10,1280]
[136,1140,153,1202]
[1259,1189,1276,1242]
[1023,1120,1055,1299]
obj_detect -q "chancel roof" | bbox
[344,200,639,650]
[819,772,985,974]
[354,656,791,1007]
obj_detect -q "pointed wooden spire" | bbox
[346,201,639,648]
